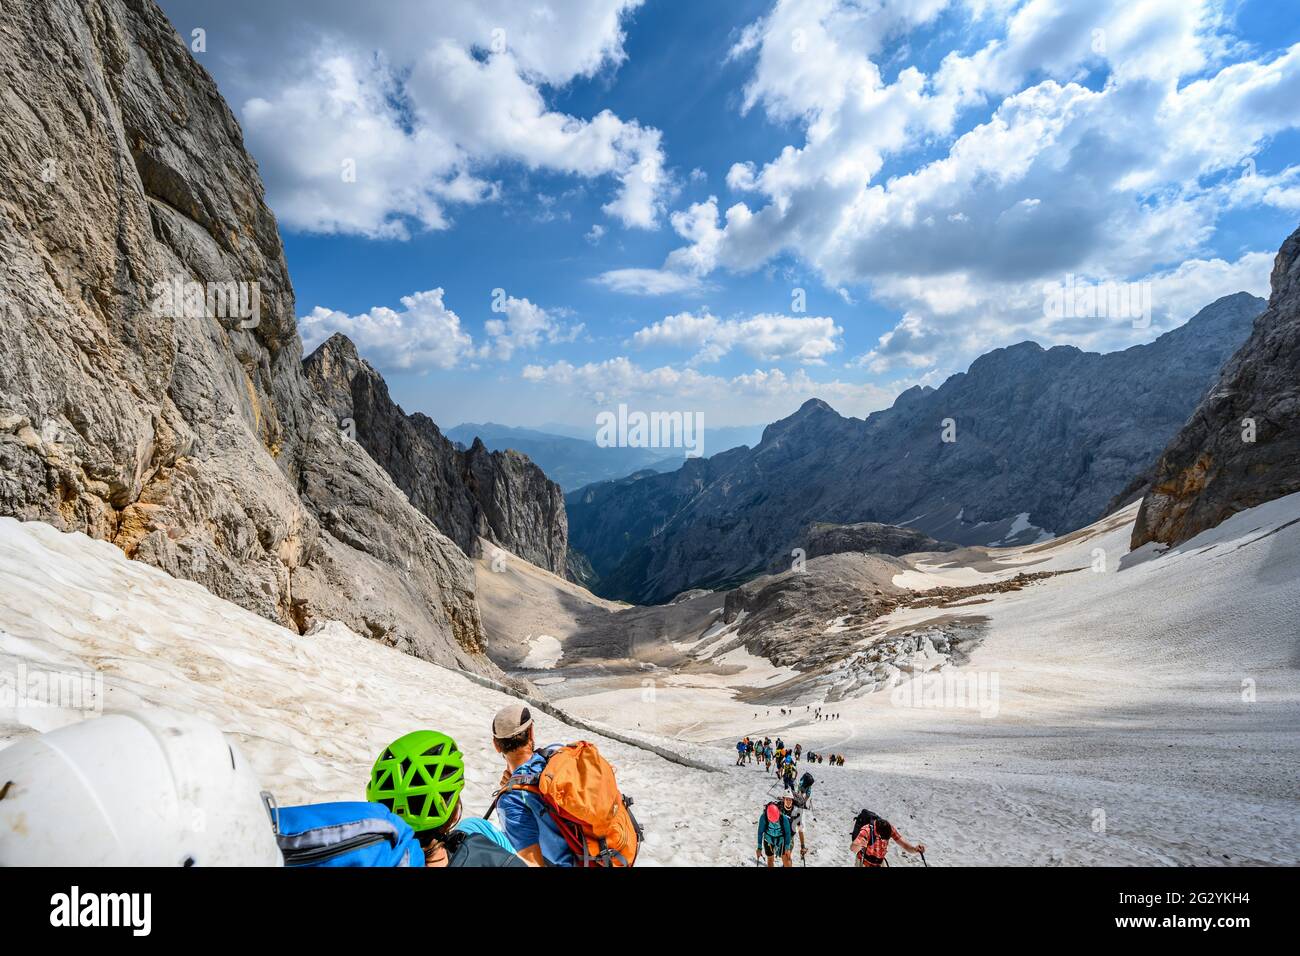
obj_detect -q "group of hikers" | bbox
[737,733,924,868]
[736,736,847,771]
[760,707,841,721]
[807,751,846,765]
[366,711,923,869]
[756,801,927,869]
[358,713,925,868]
[364,713,915,868]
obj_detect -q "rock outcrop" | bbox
[303,334,568,575]
[1132,226,1300,548]
[798,521,956,563]
[569,293,1262,603]
[717,560,1067,703]
[0,0,491,671]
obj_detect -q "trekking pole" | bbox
[920,850,929,868]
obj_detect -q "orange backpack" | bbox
[489,741,642,867]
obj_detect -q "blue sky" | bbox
[158,0,1300,430]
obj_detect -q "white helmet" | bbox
[0,709,283,866]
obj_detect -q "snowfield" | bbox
[2,492,1299,866]
[0,518,750,867]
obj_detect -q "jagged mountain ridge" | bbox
[303,334,568,576]
[568,292,1263,604]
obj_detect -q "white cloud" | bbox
[482,295,581,361]
[595,195,726,295]
[171,0,667,237]
[593,268,712,296]
[853,312,941,373]
[855,250,1273,372]
[641,0,1300,370]
[631,310,843,364]
[1220,164,1300,212]
[630,310,721,351]
[298,289,577,372]
[299,289,476,372]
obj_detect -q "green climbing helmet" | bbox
[367,730,465,832]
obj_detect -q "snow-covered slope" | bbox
[0,518,749,866]
[2,492,1298,866]
[558,494,1300,865]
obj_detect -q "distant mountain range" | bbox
[567,292,1265,604]
[445,421,766,491]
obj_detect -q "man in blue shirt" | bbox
[489,703,575,867]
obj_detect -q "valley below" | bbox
[473,494,1300,865]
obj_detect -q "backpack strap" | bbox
[484,746,558,818]
[484,779,544,819]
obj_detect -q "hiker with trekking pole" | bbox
[780,792,808,865]
[849,808,926,867]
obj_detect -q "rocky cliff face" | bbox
[1132,227,1300,548]
[303,334,568,575]
[799,522,956,563]
[569,293,1262,603]
[0,0,492,672]
[565,449,751,586]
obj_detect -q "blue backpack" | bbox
[273,801,424,867]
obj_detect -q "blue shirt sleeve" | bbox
[456,816,517,855]
[496,791,540,853]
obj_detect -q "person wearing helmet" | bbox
[755,799,794,867]
[0,709,283,866]
[781,757,798,793]
[780,792,808,862]
[367,730,524,867]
